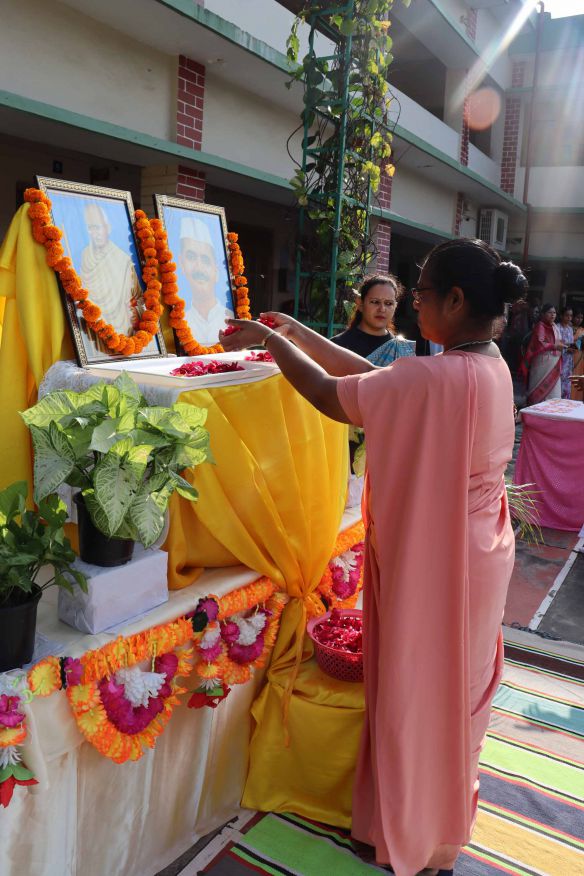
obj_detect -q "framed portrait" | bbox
[36,176,167,366]
[154,196,235,349]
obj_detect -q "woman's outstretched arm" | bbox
[220,319,351,422]
[256,312,375,376]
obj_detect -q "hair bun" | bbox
[494,261,528,304]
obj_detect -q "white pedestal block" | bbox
[58,548,169,634]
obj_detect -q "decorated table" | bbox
[514,398,584,531]
[0,194,366,875]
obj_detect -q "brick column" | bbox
[453,192,465,236]
[176,55,206,201]
[460,83,470,167]
[500,63,524,195]
[374,171,393,271]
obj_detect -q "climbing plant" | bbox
[286,0,409,331]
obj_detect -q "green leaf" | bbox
[339,19,356,36]
[128,486,170,548]
[171,403,207,429]
[30,425,75,502]
[55,571,74,595]
[89,419,123,454]
[169,471,198,502]
[92,456,142,535]
[71,568,89,593]
[38,493,68,528]
[20,391,76,428]
[0,481,27,526]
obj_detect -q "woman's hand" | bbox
[555,343,567,352]
[219,319,272,351]
[258,312,301,341]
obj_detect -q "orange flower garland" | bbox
[227,232,251,319]
[24,189,164,356]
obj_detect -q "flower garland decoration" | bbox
[188,590,288,708]
[0,674,37,807]
[148,220,251,357]
[15,523,360,782]
[227,232,251,319]
[308,520,366,618]
[24,189,164,357]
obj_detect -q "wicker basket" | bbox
[307,609,363,683]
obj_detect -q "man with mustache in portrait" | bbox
[179,216,234,346]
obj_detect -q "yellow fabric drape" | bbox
[0,204,356,819]
[0,204,74,490]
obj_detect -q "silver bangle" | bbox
[261,330,277,348]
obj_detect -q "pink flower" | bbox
[221,621,240,645]
[199,641,223,663]
[196,597,219,622]
[98,651,179,735]
[63,658,83,687]
[0,696,25,728]
[227,635,264,665]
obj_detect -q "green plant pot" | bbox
[74,493,135,567]
[0,587,42,671]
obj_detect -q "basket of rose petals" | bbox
[307,608,363,682]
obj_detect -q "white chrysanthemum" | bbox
[331,548,359,580]
[200,621,221,650]
[199,677,222,691]
[234,612,268,646]
[0,746,21,769]
[115,666,166,708]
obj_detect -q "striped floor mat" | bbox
[202,643,584,876]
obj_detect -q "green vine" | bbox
[286,0,409,327]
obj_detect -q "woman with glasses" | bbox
[331,273,415,366]
[220,238,525,876]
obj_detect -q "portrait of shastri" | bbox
[36,177,165,365]
[156,198,235,348]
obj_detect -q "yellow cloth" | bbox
[243,653,365,825]
[0,204,74,491]
[0,204,353,809]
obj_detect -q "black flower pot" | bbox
[74,493,134,567]
[0,587,42,672]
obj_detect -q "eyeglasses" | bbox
[410,285,434,302]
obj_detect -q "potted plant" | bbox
[21,373,212,567]
[0,481,88,671]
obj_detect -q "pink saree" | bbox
[337,352,515,875]
[522,321,561,405]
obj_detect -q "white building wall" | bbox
[390,86,459,160]
[203,74,300,178]
[0,0,175,140]
[390,166,455,234]
[205,0,333,59]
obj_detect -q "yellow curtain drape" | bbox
[0,204,357,820]
[0,204,74,491]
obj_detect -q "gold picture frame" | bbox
[154,195,235,352]
[36,176,167,367]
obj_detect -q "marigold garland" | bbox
[310,520,366,618]
[21,522,361,769]
[149,220,252,356]
[24,189,164,356]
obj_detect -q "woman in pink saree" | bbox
[221,239,525,875]
[521,303,564,405]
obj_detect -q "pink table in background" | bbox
[514,398,584,531]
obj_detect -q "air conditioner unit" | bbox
[478,208,508,251]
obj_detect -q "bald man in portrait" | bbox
[179,216,234,346]
[80,202,143,353]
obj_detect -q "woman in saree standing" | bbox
[331,273,415,365]
[521,303,564,405]
[221,238,524,876]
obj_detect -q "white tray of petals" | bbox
[87,351,280,390]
